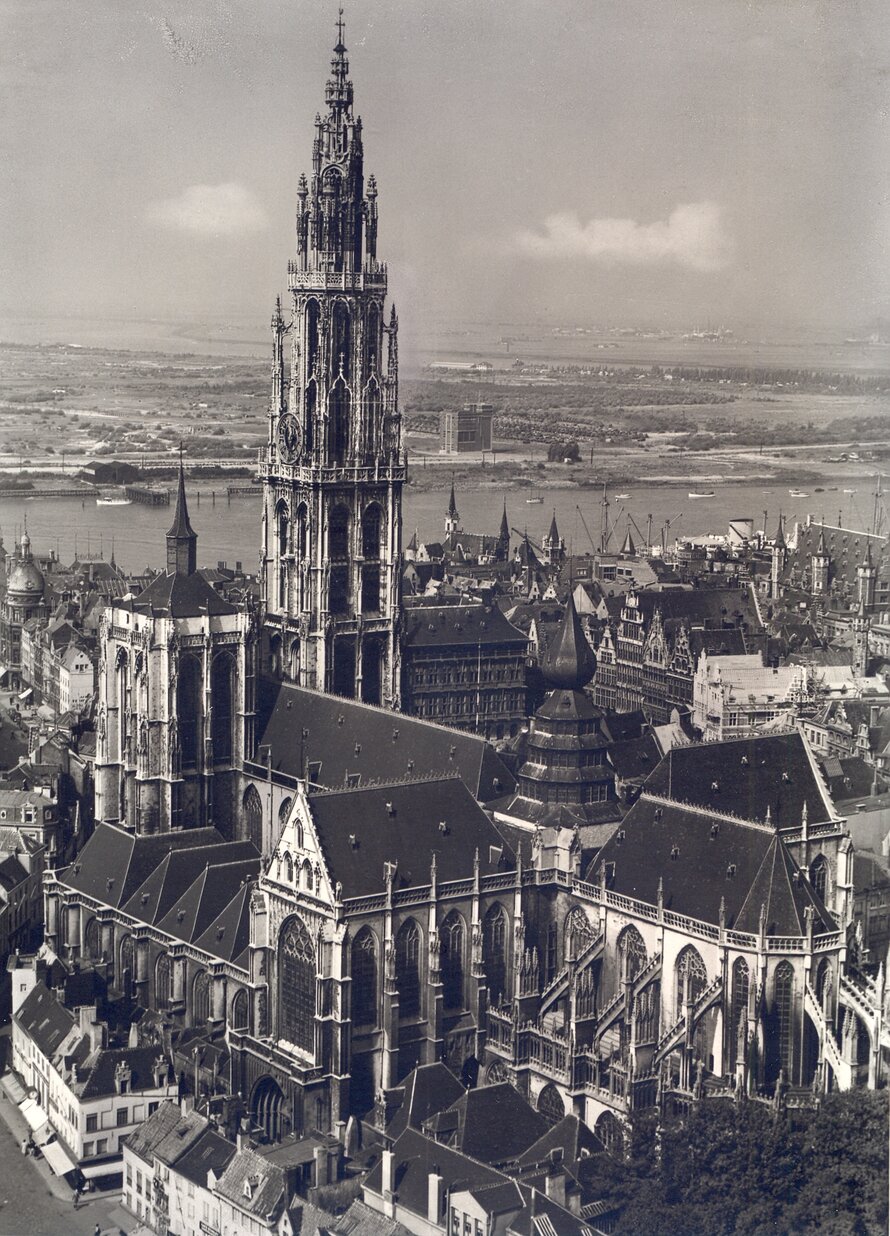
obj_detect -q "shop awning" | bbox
[33,1121,54,1146]
[42,1138,78,1177]
[19,1097,48,1131]
[0,666,9,684]
[17,688,33,702]
[79,1157,123,1180]
[1,1073,27,1103]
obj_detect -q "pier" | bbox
[124,484,171,506]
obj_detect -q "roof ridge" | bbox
[311,771,465,798]
[276,682,490,748]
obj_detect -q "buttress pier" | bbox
[261,19,404,708]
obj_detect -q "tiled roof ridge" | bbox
[640,790,776,833]
[389,1125,512,1182]
[310,771,465,798]
[275,681,489,746]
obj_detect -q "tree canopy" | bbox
[589,1092,888,1236]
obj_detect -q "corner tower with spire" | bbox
[261,13,404,706]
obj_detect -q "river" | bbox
[2,476,880,575]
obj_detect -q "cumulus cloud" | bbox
[146,183,267,238]
[513,201,730,271]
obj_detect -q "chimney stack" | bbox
[428,1168,445,1224]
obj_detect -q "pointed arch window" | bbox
[440,912,465,1010]
[809,854,828,902]
[617,924,647,983]
[675,945,707,1013]
[329,380,351,466]
[396,920,421,1019]
[211,652,235,762]
[730,957,749,1068]
[242,785,263,853]
[156,954,172,1007]
[192,971,211,1025]
[177,654,202,770]
[351,928,378,1027]
[483,904,508,1005]
[774,961,795,1077]
[280,916,316,1052]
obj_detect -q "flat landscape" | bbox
[0,338,888,501]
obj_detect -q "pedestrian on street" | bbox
[94,1224,101,1236]
[72,1186,81,1208]
[20,1137,27,1155]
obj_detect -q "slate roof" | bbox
[402,604,527,650]
[59,823,258,966]
[214,1145,287,1223]
[309,777,513,898]
[0,853,29,891]
[644,732,836,829]
[365,1127,502,1215]
[385,1063,466,1142]
[78,1045,172,1100]
[334,1199,411,1236]
[174,1126,237,1186]
[607,734,661,782]
[425,1083,550,1166]
[16,981,77,1059]
[61,823,230,908]
[255,679,515,802]
[128,569,238,619]
[588,796,835,935]
[602,585,762,630]
[515,1113,605,1170]
[125,1100,187,1162]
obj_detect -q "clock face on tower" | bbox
[277,413,302,463]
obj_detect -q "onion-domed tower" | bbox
[1,532,49,689]
[260,16,404,707]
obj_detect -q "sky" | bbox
[1,0,888,345]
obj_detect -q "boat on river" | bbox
[788,489,808,498]
[526,496,544,504]
[96,488,132,506]
[688,491,715,499]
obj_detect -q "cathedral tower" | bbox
[261,16,404,706]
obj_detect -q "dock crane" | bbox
[661,510,683,556]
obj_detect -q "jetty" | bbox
[125,484,171,506]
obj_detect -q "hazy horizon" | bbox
[3,0,889,354]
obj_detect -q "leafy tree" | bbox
[596,1094,888,1236]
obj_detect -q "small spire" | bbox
[773,512,785,549]
[448,475,458,518]
[548,509,560,543]
[166,447,197,576]
[620,523,636,557]
[499,499,509,543]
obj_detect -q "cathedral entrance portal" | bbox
[251,1076,285,1143]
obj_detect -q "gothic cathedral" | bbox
[260,19,404,707]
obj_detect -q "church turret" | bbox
[446,479,460,535]
[811,525,829,597]
[499,500,510,555]
[620,523,636,558]
[858,538,877,611]
[542,510,565,567]
[262,13,403,706]
[166,459,197,577]
[771,513,786,600]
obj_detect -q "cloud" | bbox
[146,183,267,238]
[513,201,730,272]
